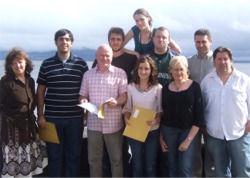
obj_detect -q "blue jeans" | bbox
[206,133,250,177]
[128,128,160,177]
[46,117,83,177]
[161,126,197,177]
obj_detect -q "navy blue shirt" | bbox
[37,53,89,119]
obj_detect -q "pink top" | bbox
[79,65,127,134]
[122,83,162,130]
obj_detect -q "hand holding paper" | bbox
[78,99,113,119]
[38,122,60,144]
[78,102,98,115]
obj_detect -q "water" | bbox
[0,60,94,82]
[0,60,249,81]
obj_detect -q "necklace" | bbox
[137,83,149,93]
[138,88,147,93]
[173,81,186,91]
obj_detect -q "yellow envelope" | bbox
[78,99,111,119]
[38,122,60,144]
[98,99,112,119]
[123,106,156,142]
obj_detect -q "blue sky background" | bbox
[0,0,250,58]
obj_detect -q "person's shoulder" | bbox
[200,72,214,85]
[123,51,138,59]
[187,54,197,60]
[41,55,57,66]
[28,75,36,84]
[113,65,125,72]
[113,65,127,74]
[234,69,250,81]
[0,74,9,82]
[85,67,96,74]
[191,80,200,88]
[131,25,139,33]
[169,49,180,56]
[128,82,135,88]
[0,74,13,85]
[162,82,170,90]
[156,83,163,89]
[72,55,87,63]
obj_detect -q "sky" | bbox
[0,0,250,58]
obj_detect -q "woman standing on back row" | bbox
[0,48,47,178]
[123,8,182,55]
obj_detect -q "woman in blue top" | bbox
[123,8,182,55]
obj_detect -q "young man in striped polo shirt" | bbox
[37,29,89,177]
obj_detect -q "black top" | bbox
[37,53,89,119]
[161,81,204,129]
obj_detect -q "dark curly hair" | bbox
[132,55,158,85]
[4,47,33,75]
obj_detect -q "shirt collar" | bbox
[197,50,213,60]
[54,52,74,62]
[94,65,115,73]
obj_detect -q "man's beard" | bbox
[112,46,122,52]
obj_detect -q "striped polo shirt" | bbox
[37,53,89,119]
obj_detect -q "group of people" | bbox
[0,7,250,178]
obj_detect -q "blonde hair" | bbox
[169,56,189,80]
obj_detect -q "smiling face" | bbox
[96,45,113,72]
[138,61,151,81]
[213,51,233,75]
[133,14,151,31]
[170,62,187,82]
[55,34,73,55]
[11,57,26,77]
[195,34,212,57]
[169,56,189,82]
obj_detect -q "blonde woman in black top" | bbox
[160,56,204,177]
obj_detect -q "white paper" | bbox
[133,109,140,118]
[78,102,98,115]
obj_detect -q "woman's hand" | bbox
[160,133,168,152]
[124,116,131,126]
[147,116,160,127]
[38,115,47,128]
[245,120,250,133]
[178,138,191,152]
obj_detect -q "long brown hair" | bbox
[132,55,158,85]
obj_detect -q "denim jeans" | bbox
[128,128,160,177]
[206,133,250,177]
[46,117,83,177]
[161,125,197,177]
